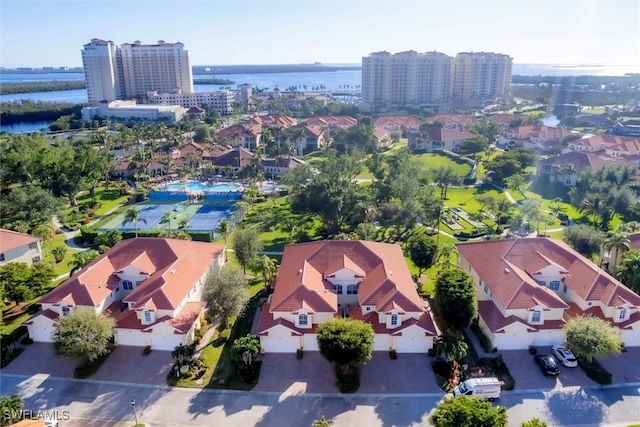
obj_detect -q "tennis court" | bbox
[97,200,236,233]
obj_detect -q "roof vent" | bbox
[504,268,510,274]
[298,269,302,274]
[171,269,176,274]
[389,271,393,275]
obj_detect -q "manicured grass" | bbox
[581,106,606,114]
[443,187,508,215]
[414,152,472,177]
[43,233,81,276]
[73,188,130,217]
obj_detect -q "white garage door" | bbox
[151,335,182,351]
[302,334,319,351]
[374,334,391,351]
[260,335,299,353]
[621,330,640,347]
[29,326,54,343]
[395,331,431,353]
[494,333,531,350]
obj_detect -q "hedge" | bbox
[120,230,212,242]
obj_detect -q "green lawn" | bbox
[443,186,507,214]
[73,188,130,217]
[42,233,81,276]
[414,152,473,177]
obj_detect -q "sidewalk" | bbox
[464,326,498,359]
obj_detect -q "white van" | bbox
[452,377,503,401]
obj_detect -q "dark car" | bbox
[534,354,560,376]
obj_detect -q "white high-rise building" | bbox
[82,39,124,105]
[82,39,194,106]
[452,52,512,105]
[360,50,512,112]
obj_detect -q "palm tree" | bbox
[256,255,278,286]
[434,329,469,374]
[217,220,229,261]
[68,250,99,276]
[437,244,459,269]
[122,208,147,238]
[580,194,606,229]
[162,210,175,231]
[171,343,191,366]
[0,394,24,425]
[615,250,640,293]
[603,231,631,273]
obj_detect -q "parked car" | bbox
[534,354,560,376]
[552,345,578,367]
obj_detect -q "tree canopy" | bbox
[316,318,374,368]
[406,233,439,276]
[615,249,640,294]
[429,396,508,427]
[563,315,622,363]
[53,310,115,365]
[232,227,264,273]
[203,266,249,328]
[0,262,55,306]
[433,267,478,330]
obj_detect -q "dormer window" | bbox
[391,314,398,326]
[618,308,627,321]
[347,285,357,295]
[299,314,308,326]
[62,306,70,317]
[531,310,542,323]
[144,311,152,323]
[333,285,343,295]
[123,280,133,290]
[549,281,560,291]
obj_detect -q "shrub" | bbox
[470,322,493,353]
[80,226,99,244]
[528,345,537,355]
[577,357,612,385]
[428,347,436,357]
[219,329,230,340]
[389,349,397,360]
[296,348,304,360]
[20,337,34,345]
[143,345,152,356]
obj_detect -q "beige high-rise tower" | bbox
[82,39,194,106]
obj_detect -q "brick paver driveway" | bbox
[254,351,442,394]
[2,343,173,386]
[500,347,640,390]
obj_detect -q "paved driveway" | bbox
[2,343,173,385]
[599,347,640,383]
[254,351,442,394]
[500,349,594,390]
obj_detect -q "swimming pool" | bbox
[163,181,242,193]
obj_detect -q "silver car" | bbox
[552,345,578,367]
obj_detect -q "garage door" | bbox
[395,331,431,353]
[151,335,183,351]
[29,326,54,343]
[374,334,391,351]
[260,335,299,353]
[494,333,531,350]
[620,330,640,347]
[302,334,319,351]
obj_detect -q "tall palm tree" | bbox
[68,250,99,276]
[603,231,631,273]
[171,343,191,366]
[122,208,147,238]
[162,210,175,231]
[615,250,640,293]
[217,220,229,261]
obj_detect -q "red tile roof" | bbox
[40,238,223,310]
[423,127,476,142]
[457,238,640,311]
[0,229,40,253]
[270,240,424,315]
[306,116,357,128]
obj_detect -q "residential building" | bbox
[372,116,423,134]
[261,157,305,177]
[456,238,640,350]
[25,238,225,350]
[216,124,262,150]
[452,52,512,107]
[0,229,43,266]
[81,100,187,123]
[537,151,636,186]
[306,116,358,130]
[257,240,437,353]
[147,90,233,114]
[360,50,511,112]
[408,126,476,152]
[497,125,570,153]
[82,39,194,106]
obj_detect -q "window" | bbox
[531,310,541,323]
[123,280,133,290]
[29,242,38,250]
[563,284,568,293]
[333,285,343,295]
[0,254,5,261]
[391,314,398,326]
[144,312,152,322]
[483,285,488,294]
[298,314,308,326]
[115,287,120,292]
[550,281,560,290]
[62,306,70,317]
[32,256,41,264]
[619,308,627,320]
[366,307,371,311]
[347,285,357,295]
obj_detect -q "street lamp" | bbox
[131,399,139,426]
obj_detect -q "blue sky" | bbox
[1,0,639,68]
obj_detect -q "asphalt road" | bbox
[2,374,640,427]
